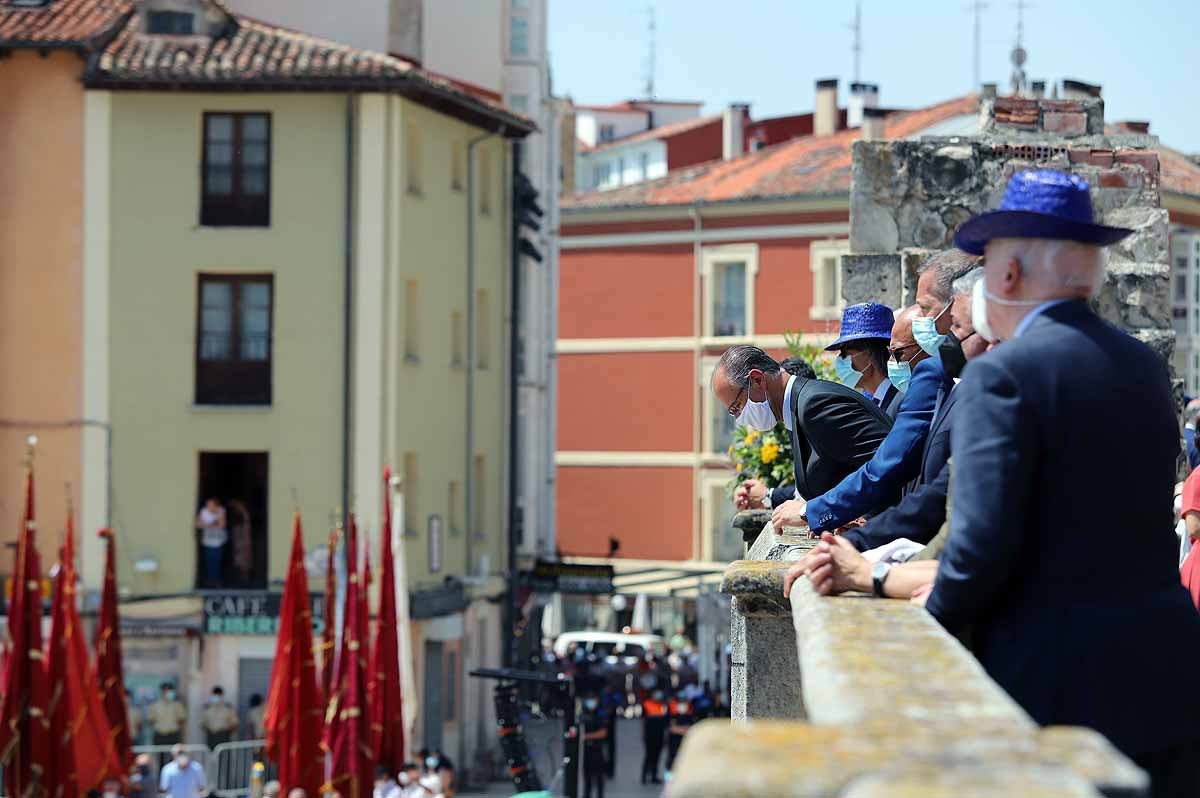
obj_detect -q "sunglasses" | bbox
[727,384,748,417]
[889,342,921,363]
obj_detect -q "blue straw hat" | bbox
[954,169,1133,256]
[825,302,895,350]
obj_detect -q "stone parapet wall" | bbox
[672,517,1149,797]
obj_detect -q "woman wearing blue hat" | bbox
[825,302,901,418]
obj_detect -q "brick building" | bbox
[555,82,1200,585]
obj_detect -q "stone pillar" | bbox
[725,516,816,721]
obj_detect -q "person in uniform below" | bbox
[664,688,695,779]
[579,693,608,798]
[147,681,187,746]
[201,685,239,747]
[245,693,266,739]
[640,688,669,785]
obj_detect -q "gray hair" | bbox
[996,238,1107,296]
[714,345,780,388]
[919,250,982,303]
[951,266,984,298]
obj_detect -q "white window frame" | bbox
[699,475,741,563]
[699,355,739,460]
[809,238,850,321]
[700,243,759,342]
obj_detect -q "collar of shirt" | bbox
[872,378,893,405]
[1012,298,1074,338]
[782,373,798,432]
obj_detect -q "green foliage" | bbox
[725,424,793,496]
[783,332,837,381]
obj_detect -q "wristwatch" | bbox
[871,561,892,597]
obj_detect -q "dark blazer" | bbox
[804,357,942,532]
[842,378,958,551]
[878,382,903,420]
[767,376,892,508]
[926,301,1200,758]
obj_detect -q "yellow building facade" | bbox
[3,0,531,767]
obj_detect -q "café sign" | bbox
[203,592,325,637]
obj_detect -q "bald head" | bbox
[890,305,928,367]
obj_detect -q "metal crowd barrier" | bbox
[132,740,274,797]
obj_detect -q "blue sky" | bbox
[549,0,1200,153]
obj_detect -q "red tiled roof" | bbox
[1161,147,1200,199]
[588,113,721,153]
[80,3,533,135]
[563,95,978,210]
[0,0,131,48]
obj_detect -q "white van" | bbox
[553,631,667,666]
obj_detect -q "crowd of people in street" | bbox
[534,630,725,796]
[711,169,1200,798]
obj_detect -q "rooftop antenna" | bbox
[966,0,987,91]
[1009,0,1029,96]
[845,0,862,83]
[643,4,656,98]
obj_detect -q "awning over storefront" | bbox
[561,556,727,597]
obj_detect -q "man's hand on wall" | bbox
[770,498,807,529]
[735,479,767,510]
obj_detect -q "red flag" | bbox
[94,528,133,771]
[0,452,51,796]
[368,468,405,772]
[319,525,338,700]
[46,534,77,798]
[46,512,124,796]
[322,516,372,798]
[265,514,324,797]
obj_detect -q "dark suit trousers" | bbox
[1135,740,1200,798]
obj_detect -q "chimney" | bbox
[1030,80,1046,99]
[1062,79,1102,100]
[848,82,879,128]
[981,82,998,100]
[814,78,839,136]
[861,107,886,142]
[723,102,750,160]
[1114,120,1151,134]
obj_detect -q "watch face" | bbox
[872,561,890,581]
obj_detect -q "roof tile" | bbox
[563,95,978,210]
[0,0,131,47]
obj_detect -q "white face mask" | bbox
[736,380,778,432]
[971,278,998,344]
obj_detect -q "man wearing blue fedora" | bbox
[924,169,1200,797]
[825,302,902,417]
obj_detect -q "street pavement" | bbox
[460,717,670,798]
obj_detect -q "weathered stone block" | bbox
[842,253,904,307]
[840,765,1103,798]
[1104,207,1169,264]
[1095,262,1170,330]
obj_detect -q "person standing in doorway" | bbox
[195,497,227,588]
[229,499,254,587]
[147,682,187,746]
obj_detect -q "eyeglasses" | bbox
[726,384,748,417]
[889,342,921,363]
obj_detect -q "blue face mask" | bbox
[833,354,863,389]
[912,302,952,356]
[887,360,912,393]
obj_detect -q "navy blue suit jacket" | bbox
[926,301,1200,758]
[842,380,957,551]
[804,357,941,532]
